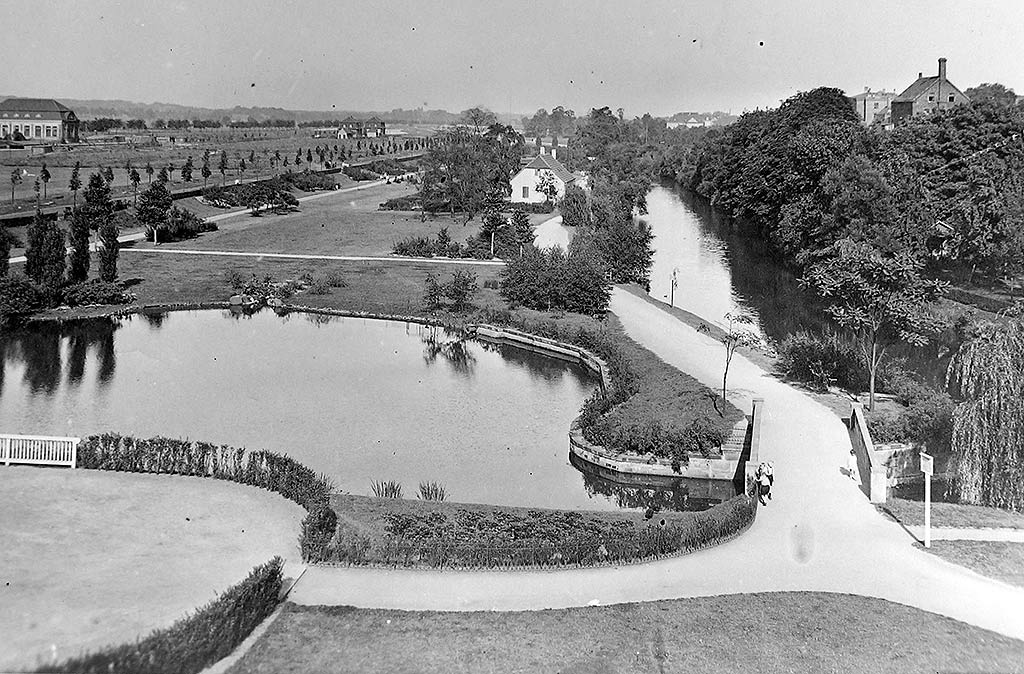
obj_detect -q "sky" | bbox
[2,0,1023,117]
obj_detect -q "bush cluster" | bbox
[343,165,378,181]
[0,276,46,317]
[363,158,407,176]
[777,330,868,391]
[866,371,954,455]
[202,179,298,213]
[62,280,135,307]
[281,170,336,191]
[41,558,283,674]
[500,247,611,315]
[147,206,218,243]
[423,270,478,312]
[507,201,555,214]
[314,494,756,568]
[379,194,422,211]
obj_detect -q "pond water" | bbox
[0,310,736,512]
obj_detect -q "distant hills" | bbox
[0,95,524,126]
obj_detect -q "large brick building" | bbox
[339,115,386,138]
[0,98,80,142]
[891,58,971,125]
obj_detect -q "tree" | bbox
[10,168,22,204]
[946,310,1024,510]
[535,171,559,204]
[480,209,507,257]
[24,208,66,293]
[963,82,1018,106]
[136,181,173,243]
[181,156,194,183]
[460,106,497,132]
[129,167,141,205]
[157,166,169,184]
[39,163,51,199]
[69,162,82,207]
[33,179,40,206]
[510,209,534,255]
[79,172,114,234]
[98,219,119,282]
[698,312,760,414]
[66,208,91,283]
[0,229,11,278]
[201,157,212,188]
[560,184,589,229]
[218,152,228,184]
[801,238,946,409]
[145,161,154,185]
[102,166,114,185]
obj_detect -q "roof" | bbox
[894,77,941,102]
[0,98,73,117]
[364,116,384,124]
[522,154,574,184]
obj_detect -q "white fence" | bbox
[1,434,80,468]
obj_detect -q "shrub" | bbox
[507,201,555,214]
[281,170,336,191]
[146,206,217,243]
[778,330,867,391]
[500,247,610,316]
[0,276,45,317]
[300,506,338,561]
[324,270,347,287]
[417,481,447,502]
[380,194,421,211]
[393,236,434,258]
[421,271,479,312]
[223,269,246,290]
[307,276,330,295]
[343,165,378,181]
[42,558,283,674]
[371,480,403,498]
[62,280,134,307]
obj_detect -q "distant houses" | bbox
[0,97,80,143]
[850,89,897,125]
[339,116,386,139]
[510,152,576,204]
[891,58,971,125]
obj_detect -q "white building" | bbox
[0,98,80,142]
[510,153,575,204]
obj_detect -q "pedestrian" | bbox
[757,464,771,505]
[846,449,862,486]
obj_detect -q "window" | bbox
[35,125,42,137]
[928,95,935,102]
[873,102,879,108]
[948,95,955,102]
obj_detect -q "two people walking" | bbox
[756,461,773,505]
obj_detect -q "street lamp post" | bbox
[670,268,679,307]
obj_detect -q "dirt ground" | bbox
[0,466,305,671]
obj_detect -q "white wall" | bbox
[510,168,567,204]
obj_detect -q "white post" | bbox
[921,451,933,548]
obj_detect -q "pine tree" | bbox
[39,163,51,199]
[98,218,119,282]
[69,162,82,207]
[25,209,65,293]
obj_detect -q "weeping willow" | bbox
[946,313,1024,510]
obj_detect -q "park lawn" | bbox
[227,593,1024,674]
[111,250,504,314]
[922,541,1024,589]
[877,498,1024,529]
[148,183,486,257]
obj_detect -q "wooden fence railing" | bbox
[1,434,80,468]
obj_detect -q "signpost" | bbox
[920,452,934,548]
[670,268,679,307]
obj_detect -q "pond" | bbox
[0,310,736,512]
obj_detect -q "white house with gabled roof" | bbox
[510,152,575,204]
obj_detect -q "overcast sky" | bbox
[2,0,1022,117]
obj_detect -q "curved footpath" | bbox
[290,287,1024,641]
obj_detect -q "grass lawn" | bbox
[142,182,483,257]
[227,594,1024,674]
[877,498,1024,529]
[922,541,1024,589]
[0,466,304,672]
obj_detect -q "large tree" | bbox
[79,173,114,233]
[24,209,66,293]
[802,238,946,409]
[136,181,173,242]
[66,208,91,283]
[98,218,119,282]
[946,311,1024,510]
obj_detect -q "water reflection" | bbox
[421,326,476,376]
[477,340,571,385]
[572,452,739,512]
[0,318,120,397]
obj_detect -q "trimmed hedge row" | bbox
[78,433,333,512]
[315,493,756,568]
[38,558,283,674]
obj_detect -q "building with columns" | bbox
[0,98,80,142]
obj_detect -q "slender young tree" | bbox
[33,179,40,206]
[66,208,91,283]
[201,157,211,188]
[181,156,194,182]
[129,168,141,205]
[24,208,66,294]
[124,160,133,191]
[218,151,228,184]
[69,162,82,207]
[157,166,169,184]
[145,161,154,185]
[10,168,22,204]
[98,217,119,282]
[39,163,51,199]
[102,166,114,185]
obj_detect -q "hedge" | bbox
[314,493,756,569]
[38,558,283,674]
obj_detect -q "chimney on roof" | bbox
[938,57,947,80]
[918,72,923,79]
